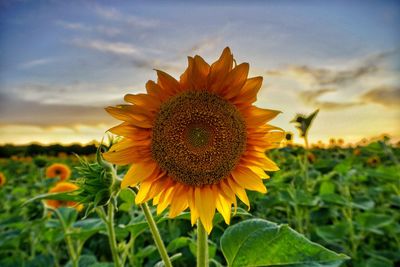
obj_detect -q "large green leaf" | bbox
[220,219,349,267]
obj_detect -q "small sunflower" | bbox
[104,47,284,233]
[46,163,71,181]
[367,156,380,167]
[0,172,6,186]
[46,182,83,211]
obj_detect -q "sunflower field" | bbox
[0,138,399,267]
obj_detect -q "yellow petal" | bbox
[227,177,250,208]
[215,190,231,225]
[135,179,153,204]
[108,123,151,140]
[231,166,267,193]
[124,93,161,111]
[157,70,180,94]
[121,162,158,188]
[233,76,263,104]
[157,183,175,214]
[195,186,216,234]
[146,80,170,101]
[169,184,189,218]
[244,106,281,126]
[187,187,199,226]
[179,56,195,91]
[192,55,210,90]
[219,63,249,98]
[208,47,233,92]
[248,166,270,179]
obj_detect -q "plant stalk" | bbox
[197,219,208,267]
[97,205,122,267]
[53,208,78,267]
[140,201,172,267]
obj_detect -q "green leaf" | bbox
[70,218,105,242]
[119,188,135,203]
[315,222,349,243]
[22,191,81,206]
[58,207,78,227]
[167,237,190,252]
[220,219,349,267]
[319,181,335,195]
[320,193,349,206]
[356,213,394,231]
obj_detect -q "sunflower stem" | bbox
[53,208,78,267]
[197,219,208,267]
[141,201,172,267]
[97,205,122,267]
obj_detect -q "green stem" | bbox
[97,205,122,267]
[140,202,172,267]
[53,209,78,267]
[197,219,208,267]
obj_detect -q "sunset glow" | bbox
[1,1,399,145]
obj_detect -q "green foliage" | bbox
[221,219,349,267]
[0,140,399,266]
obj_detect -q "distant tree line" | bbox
[0,143,97,158]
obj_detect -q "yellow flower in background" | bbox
[46,182,83,211]
[0,172,6,186]
[104,47,284,233]
[46,163,71,181]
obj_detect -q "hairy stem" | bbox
[53,208,78,267]
[97,205,122,267]
[141,201,172,267]
[197,219,208,267]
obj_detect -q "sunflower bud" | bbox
[75,148,120,214]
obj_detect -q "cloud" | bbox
[268,62,379,87]
[94,5,158,28]
[71,39,138,56]
[299,88,363,110]
[267,49,399,87]
[184,35,224,55]
[57,20,121,36]
[4,82,125,106]
[19,58,54,69]
[0,93,114,127]
[361,86,400,107]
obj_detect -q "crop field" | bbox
[1,140,399,267]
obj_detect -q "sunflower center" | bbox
[186,125,211,148]
[151,91,247,186]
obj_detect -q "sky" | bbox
[0,0,399,145]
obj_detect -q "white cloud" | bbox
[71,38,139,56]
[19,58,54,69]
[94,5,158,28]
[57,20,122,36]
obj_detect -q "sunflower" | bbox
[367,156,380,167]
[0,172,6,186]
[46,182,83,211]
[103,47,284,233]
[46,163,71,181]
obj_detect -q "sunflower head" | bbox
[103,47,284,233]
[46,163,71,181]
[367,156,380,167]
[353,148,361,156]
[0,172,6,186]
[46,182,83,211]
